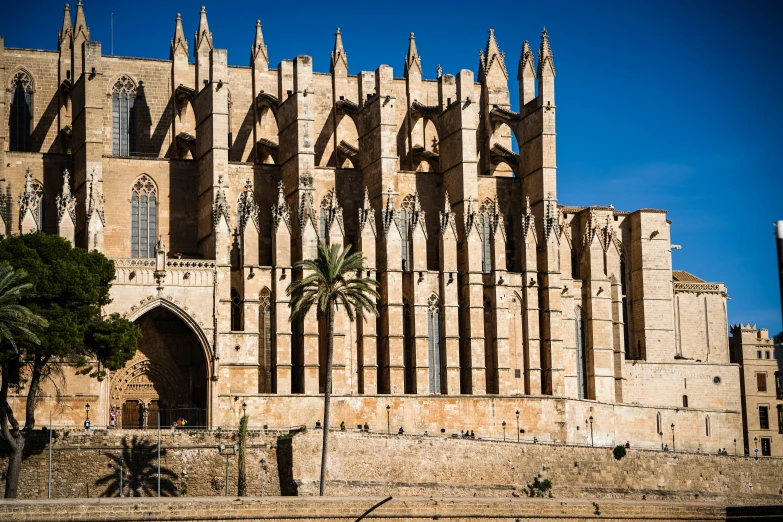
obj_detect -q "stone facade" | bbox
[0,4,751,450]
[730,325,782,456]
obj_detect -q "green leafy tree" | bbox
[0,233,141,498]
[287,243,379,496]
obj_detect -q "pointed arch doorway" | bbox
[111,305,209,428]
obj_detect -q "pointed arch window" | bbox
[400,195,414,271]
[656,412,662,435]
[112,76,136,157]
[484,295,498,394]
[427,295,442,394]
[505,214,515,271]
[9,71,33,152]
[130,175,157,258]
[231,288,243,332]
[259,288,273,393]
[403,298,414,393]
[479,199,493,274]
[575,306,588,399]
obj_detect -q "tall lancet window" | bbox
[479,199,493,274]
[130,175,157,258]
[575,306,588,399]
[403,298,414,393]
[400,195,414,271]
[427,295,442,394]
[112,76,136,157]
[9,71,33,152]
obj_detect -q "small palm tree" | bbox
[0,263,47,351]
[287,243,379,496]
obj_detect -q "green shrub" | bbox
[613,445,627,460]
[526,475,553,497]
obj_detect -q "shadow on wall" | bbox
[276,435,299,496]
[96,436,178,497]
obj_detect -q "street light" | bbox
[734,438,737,456]
[659,431,664,451]
[218,443,239,496]
[754,437,758,459]
[589,416,594,447]
[386,405,390,435]
[84,403,91,430]
[502,421,507,441]
[242,401,247,418]
[516,410,520,442]
[259,458,266,497]
[671,423,675,452]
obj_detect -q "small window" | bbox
[759,406,769,430]
[757,351,762,359]
[682,395,689,408]
[757,373,767,393]
[705,416,710,437]
[766,351,771,359]
[777,405,783,434]
[514,369,521,379]
[776,372,782,398]
[656,412,661,434]
[761,437,771,456]
[231,288,243,332]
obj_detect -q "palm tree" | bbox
[287,243,379,496]
[0,263,47,351]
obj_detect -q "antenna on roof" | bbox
[110,13,114,55]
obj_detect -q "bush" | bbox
[526,475,553,497]
[613,445,627,460]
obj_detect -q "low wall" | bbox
[0,429,281,499]
[291,430,783,504]
[0,496,753,521]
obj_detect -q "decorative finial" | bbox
[176,13,181,20]
[437,64,442,78]
[201,5,206,12]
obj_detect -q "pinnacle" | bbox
[331,27,348,73]
[405,31,422,77]
[538,26,555,75]
[518,40,534,80]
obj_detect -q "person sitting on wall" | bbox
[398,426,404,435]
[533,436,538,444]
[664,444,669,452]
[625,441,630,449]
[315,420,322,429]
[363,422,369,432]
[340,421,345,431]
[470,430,475,439]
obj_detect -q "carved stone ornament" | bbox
[271,181,291,232]
[56,169,77,223]
[237,179,260,231]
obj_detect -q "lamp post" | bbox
[754,437,758,459]
[659,431,664,451]
[671,423,675,452]
[84,403,91,430]
[516,410,520,442]
[734,438,737,456]
[589,416,594,447]
[502,421,507,441]
[386,405,390,435]
[218,443,239,496]
[242,401,247,418]
[260,458,266,497]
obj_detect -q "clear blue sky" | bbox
[2,1,782,334]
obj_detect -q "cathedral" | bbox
[0,3,747,450]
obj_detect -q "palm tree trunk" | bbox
[319,300,335,496]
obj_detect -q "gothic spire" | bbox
[479,29,508,82]
[72,0,90,43]
[405,32,422,77]
[171,13,188,59]
[251,19,268,67]
[56,169,76,223]
[195,5,213,53]
[59,3,72,46]
[538,27,555,76]
[518,40,535,81]
[330,28,348,74]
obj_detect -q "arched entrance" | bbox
[110,305,209,428]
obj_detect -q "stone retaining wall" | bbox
[290,430,783,504]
